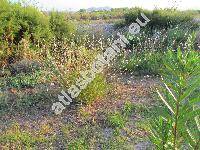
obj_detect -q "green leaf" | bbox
[164,83,177,102]
[157,89,175,115]
[180,109,200,123]
[189,97,200,106]
[184,126,197,149]
[180,75,200,102]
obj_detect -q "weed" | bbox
[68,138,89,150]
[78,74,110,104]
[122,101,136,117]
[107,112,127,128]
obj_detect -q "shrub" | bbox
[123,8,197,30]
[0,0,51,44]
[49,11,76,40]
[0,0,51,66]
[5,70,42,88]
[0,1,76,67]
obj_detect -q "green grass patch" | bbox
[107,112,127,128]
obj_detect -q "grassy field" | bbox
[0,0,200,149]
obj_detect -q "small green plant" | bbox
[78,74,109,104]
[5,70,43,88]
[122,101,135,117]
[68,138,89,150]
[107,112,127,128]
[149,116,173,149]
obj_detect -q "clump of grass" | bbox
[78,74,110,104]
[68,138,89,150]
[44,37,110,105]
[107,111,127,128]
[122,101,136,117]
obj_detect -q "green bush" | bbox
[0,0,51,66]
[0,1,76,67]
[123,8,197,30]
[49,11,76,40]
[5,70,42,88]
[0,0,51,44]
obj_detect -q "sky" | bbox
[11,0,200,11]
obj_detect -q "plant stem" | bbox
[173,101,179,150]
[173,79,182,150]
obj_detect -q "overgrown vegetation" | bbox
[65,8,129,21]
[118,17,199,75]
[121,8,199,30]
[0,0,76,67]
[0,0,199,149]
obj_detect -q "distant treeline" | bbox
[59,7,200,22]
[121,8,200,29]
[63,8,129,20]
